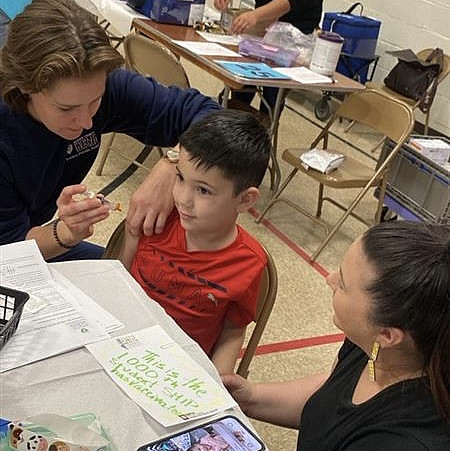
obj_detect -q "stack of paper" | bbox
[0,240,123,372]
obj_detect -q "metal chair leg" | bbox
[96,133,116,175]
[255,168,299,223]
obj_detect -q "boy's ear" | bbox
[236,187,260,213]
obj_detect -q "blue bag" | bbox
[322,2,381,83]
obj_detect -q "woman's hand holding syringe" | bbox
[81,189,122,211]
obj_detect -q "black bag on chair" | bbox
[384,48,443,113]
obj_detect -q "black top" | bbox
[298,339,450,450]
[256,0,323,34]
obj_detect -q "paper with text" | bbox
[0,240,122,372]
[274,66,333,84]
[173,41,241,57]
[196,31,242,46]
[87,326,237,427]
[215,61,289,79]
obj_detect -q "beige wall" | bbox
[325,0,450,135]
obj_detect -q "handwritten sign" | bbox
[86,326,236,427]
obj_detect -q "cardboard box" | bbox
[408,137,450,167]
[151,0,205,26]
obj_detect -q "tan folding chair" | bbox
[96,34,190,175]
[365,48,450,135]
[256,88,415,261]
[236,244,277,378]
[103,219,278,378]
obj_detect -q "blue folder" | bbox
[0,0,31,19]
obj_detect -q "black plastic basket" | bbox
[0,286,29,351]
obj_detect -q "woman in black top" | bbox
[222,221,450,450]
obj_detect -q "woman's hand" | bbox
[126,157,176,237]
[214,0,231,11]
[221,373,256,414]
[56,184,109,245]
[230,11,258,35]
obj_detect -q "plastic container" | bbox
[239,37,300,67]
[309,31,344,76]
[0,286,29,351]
[379,137,449,224]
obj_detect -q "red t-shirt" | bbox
[130,211,266,355]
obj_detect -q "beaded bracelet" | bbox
[52,218,76,249]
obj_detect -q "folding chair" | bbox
[103,219,278,378]
[96,34,190,175]
[256,88,415,261]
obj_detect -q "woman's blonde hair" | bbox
[0,0,124,113]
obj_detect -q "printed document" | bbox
[0,240,122,372]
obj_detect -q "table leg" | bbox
[221,85,230,107]
[268,88,286,193]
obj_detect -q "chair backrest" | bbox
[103,220,278,378]
[124,34,190,88]
[236,244,278,378]
[416,48,450,84]
[102,218,126,260]
[326,88,415,146]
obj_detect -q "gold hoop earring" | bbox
[368,341,380,382]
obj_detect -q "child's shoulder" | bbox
[236,224,267,264]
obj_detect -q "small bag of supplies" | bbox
[300,148,345,174]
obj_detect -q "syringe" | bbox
[82,190,122,211]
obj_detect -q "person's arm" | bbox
[211,321,246,375]
[25,184,109,260]
[221,372,329,428]
[230,0,291,35]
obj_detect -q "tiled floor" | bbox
[85,60,382,450]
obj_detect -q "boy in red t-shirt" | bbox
[119,109,271,374]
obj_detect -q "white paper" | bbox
[173,41,241,57]
[87,325,237,427]
[0,240,122,372]
[196,31,242,46]
[274,66,333,84]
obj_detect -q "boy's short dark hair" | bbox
[179,109,271,195]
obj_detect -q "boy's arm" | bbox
[211,321,246,375]
[117,223,139,270]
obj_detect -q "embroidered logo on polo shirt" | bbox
[65,131,99,160]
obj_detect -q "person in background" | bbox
[118,110,271,374]
[0,0,220,261]
[214,0,323,113]
[222,221,450,450]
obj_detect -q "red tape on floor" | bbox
[243,209,342,358]
[248,208,330,278]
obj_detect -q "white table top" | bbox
[0,260,253,450]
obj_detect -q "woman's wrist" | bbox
[52,218,78,249]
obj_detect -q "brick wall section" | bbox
[324,0,450,135]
